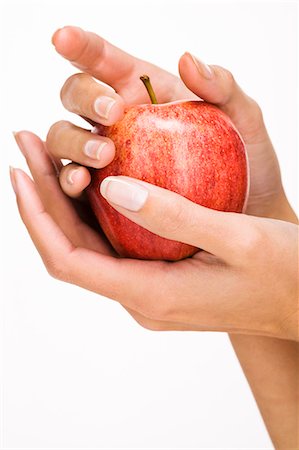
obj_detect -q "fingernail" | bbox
[66,168,79,185]
[12,131,20,149]
[84,140,108,160]
[12,130,20,145]
[94,96,116,119]
[9,166,17,194]
[100,177,148,212]
[12,131,26,156]
[188,53,213,80]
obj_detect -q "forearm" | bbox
[230,335,298,449]
[229,201,298,449]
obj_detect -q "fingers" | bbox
[46,120,115,168]
[61,73,125,126]
[13,131,113,254]
[10,168,175,318]
[59,163,91,198]
[52,26,185,105]
[52,26,137,88]
[11,168,77,267]
[178,52,268,144]
[14,131,78,220]
[9,169,223,328]
[99,175,252,263]
[11,167,115,283]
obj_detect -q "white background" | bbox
[0,0,297,448]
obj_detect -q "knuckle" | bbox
[47,120,71,140]
[60,73,88,104]
[215,67,236,99]
[216,67,265,130]
[246,97,264,124]
[248,97,262,115]
[158,198,187,237]
[44,248,75,282]
[45,257,67,281]
[46,120,71,148]
[239,222,265,262]
[223,68,235,87]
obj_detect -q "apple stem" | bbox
[140,75,158,104]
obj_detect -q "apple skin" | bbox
[87,101,249,261]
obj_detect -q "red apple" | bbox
[87,76,249,261]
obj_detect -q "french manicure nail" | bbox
[84,140,107,160]
[189,53,213,80]
[12,131,26,156]
[12,130,20,145]
[100,177,149,212]
[94,96,116,119]
[66,168,79,185]
[9,166,17,194]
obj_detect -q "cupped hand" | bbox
[10,140,298,340]
[49,26,287,218]
[12,27,298,340]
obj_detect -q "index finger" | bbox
[52,26,137,89]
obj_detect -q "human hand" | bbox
[48,26,289,220]
[11,131,298,341]
[12,27,298,340]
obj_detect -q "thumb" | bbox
[178,52,267,144]
[99,175,250,263]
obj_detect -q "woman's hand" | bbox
[12,26,298,341]
[11,132,298,341]
[48,26,288,219]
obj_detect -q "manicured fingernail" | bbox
[94,96,116,119]
[12,131,20,149]
[12,130,21,147]
[66,168,79,185]
[12,131,27,156]
[9,166,17,194]
[188,53,213,80]
[84,140,108,160]
[100,177,149,212]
